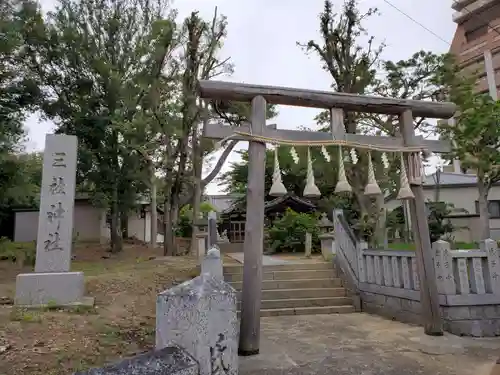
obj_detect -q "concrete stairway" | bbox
[223,262,355,317]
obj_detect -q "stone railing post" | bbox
[432,240,455,295]
[201,246,223,280]
[482,238,500,294]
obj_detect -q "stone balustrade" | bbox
[333,208,500,337]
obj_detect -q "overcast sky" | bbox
[29,0,456,194]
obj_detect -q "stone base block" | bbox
[15,272,90,307]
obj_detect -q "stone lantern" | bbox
[192,214,209,259]
[317,213,335,261]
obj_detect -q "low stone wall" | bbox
[360,291,422,326]
[442,305,500,337]
[360,292,500,337]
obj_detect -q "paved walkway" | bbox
[227,253,326,266]
[239,313,500,375]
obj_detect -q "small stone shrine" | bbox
[15,134,93,307]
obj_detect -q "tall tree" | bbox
[0,0,41,224]
[20,0,176,252]
[298,0,449,245]
[437,57,500,240]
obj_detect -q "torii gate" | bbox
[198,80,456,356]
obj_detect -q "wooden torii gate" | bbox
[198,80,456,356]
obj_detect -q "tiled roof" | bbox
[423,172,478,186]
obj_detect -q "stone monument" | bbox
[15,134,93,307]
[156,274,238,375]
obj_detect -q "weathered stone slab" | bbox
[432,240,455,295]
[411,258,420,291]
[471,257,486,294]
[35,134,78,273]
[15,272,85,306]
[482,239,500,294]
[401,257,411,289]
[366,256,374,284]
[382,256,392,287]
[391,256,401,287]
[73,345,198,375]
[156,274,238,375]
[456,258,469,295]
[374,256,382,285]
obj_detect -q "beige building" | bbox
[386,163,500,243]
[13,195,160,243]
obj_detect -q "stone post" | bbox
[201,246,223,280]
[208,211,218,248]
[15,134,93,307]
[304,232,312,258]
[156,274,238,375]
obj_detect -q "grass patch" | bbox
[10,308,42,323]
[0,245,198,375]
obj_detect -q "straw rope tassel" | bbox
[303,147,321,197]
[269,145,287,197]
[397,152,414,200]
[335,146,351,194]
[364,151,382,196]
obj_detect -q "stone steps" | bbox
[238,305,355,318]
[224,269,333,282]
[238,296,352,310]
[224,261,355,317]
[228,278,342,290]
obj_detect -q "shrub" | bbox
[176,202,218,238]
[267,209,320,253]
[0,237,36,266]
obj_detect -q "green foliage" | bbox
[266,209,320,253]
[427,202,455,243]
[175,202,217,238]
[386,202,456,244]
[0,237,36,266]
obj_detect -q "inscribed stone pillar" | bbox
[35,134,78,273]
[15,134,91,307]
[156,274,238,375]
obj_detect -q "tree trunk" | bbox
[190,103,204,256]
[110,187,123,253]
[150,167,157,249]
[478,181,491,240]
[163,196,179,256]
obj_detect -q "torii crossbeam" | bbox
[199,80,456,356]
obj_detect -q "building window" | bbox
[465,24,488,43]
[475,200,500,217]
[229,221,245,243]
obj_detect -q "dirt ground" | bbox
[0,242,200,375]
[2,243,500,375]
